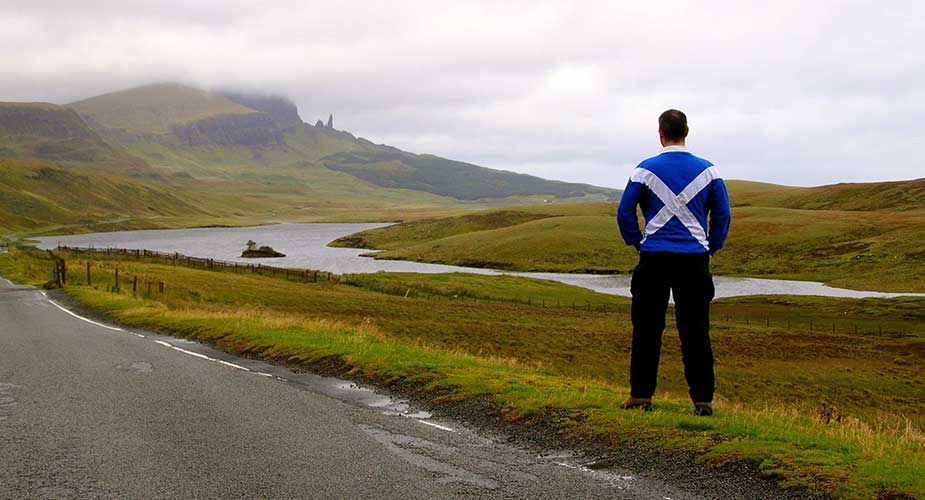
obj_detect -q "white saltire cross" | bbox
[629,166,721,251]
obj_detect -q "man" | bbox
[616,109,731,416]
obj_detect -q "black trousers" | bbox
[630,251,715,403]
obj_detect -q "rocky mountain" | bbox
[217,92,303,127]
[64,83,619,201]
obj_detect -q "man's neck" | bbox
[661,143,687,152]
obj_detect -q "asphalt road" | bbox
[0,276,781,499]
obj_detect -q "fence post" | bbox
[115,268,119,291]
[87,261,91,286]
[133,275,138,294]
[158,282,165,294]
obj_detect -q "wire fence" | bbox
[56,245,339,283]
[47,245,919,337]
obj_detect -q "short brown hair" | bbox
[659,109,688,141]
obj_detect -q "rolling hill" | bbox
[67,83,620,203]
[730,178,925,211]
[332,179,925,292]
[0,159,207,234]
[0,102,154,177]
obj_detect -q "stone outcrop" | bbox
[172,113,286,147]
[219,92,302,127]
[326,114,334,129]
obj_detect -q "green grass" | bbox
[334,183,925,292]
[729,178,925,211]
[1,247,922,498]
[0,159,210,235]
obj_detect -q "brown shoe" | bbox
[693,402,713,416]
[620,396,653,411]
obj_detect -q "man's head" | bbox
[658,109,688,146]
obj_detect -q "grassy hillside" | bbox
[0,159,207,234]
[2,248,923,498]
[0,102,154,176]
[69,83,257,135]
[730,178,925,211]
[333,179,925,291]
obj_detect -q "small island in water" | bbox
[241,240,286,258]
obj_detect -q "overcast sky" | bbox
[2,1,922,188]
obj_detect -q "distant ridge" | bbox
[64,82,621,202]
[727,178,925,211]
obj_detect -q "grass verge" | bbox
[2,247,922,499]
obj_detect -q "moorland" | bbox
[1,82,923,498]
[332,178,925,292]
[1,247,922,499]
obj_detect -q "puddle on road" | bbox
[154,334,442,425]
[360,424,499,490]
[333,381,432,419]
[0,382,20,422]
[540,452,638,488]
[555,461,637,488]
[117,362,153,374]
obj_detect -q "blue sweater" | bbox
[617,146,731,255]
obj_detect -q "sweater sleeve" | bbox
[707,178,731,255]
[617,179,644,249]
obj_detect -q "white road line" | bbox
[49,299,125,332]
[0,277,13,286]
[216,359,250,371]
[154,340,251,372]
[254,372,274,378]
[419,420,455,432]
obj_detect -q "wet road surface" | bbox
[0,275,769,499]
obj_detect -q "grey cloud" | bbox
[1,1,922,186]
